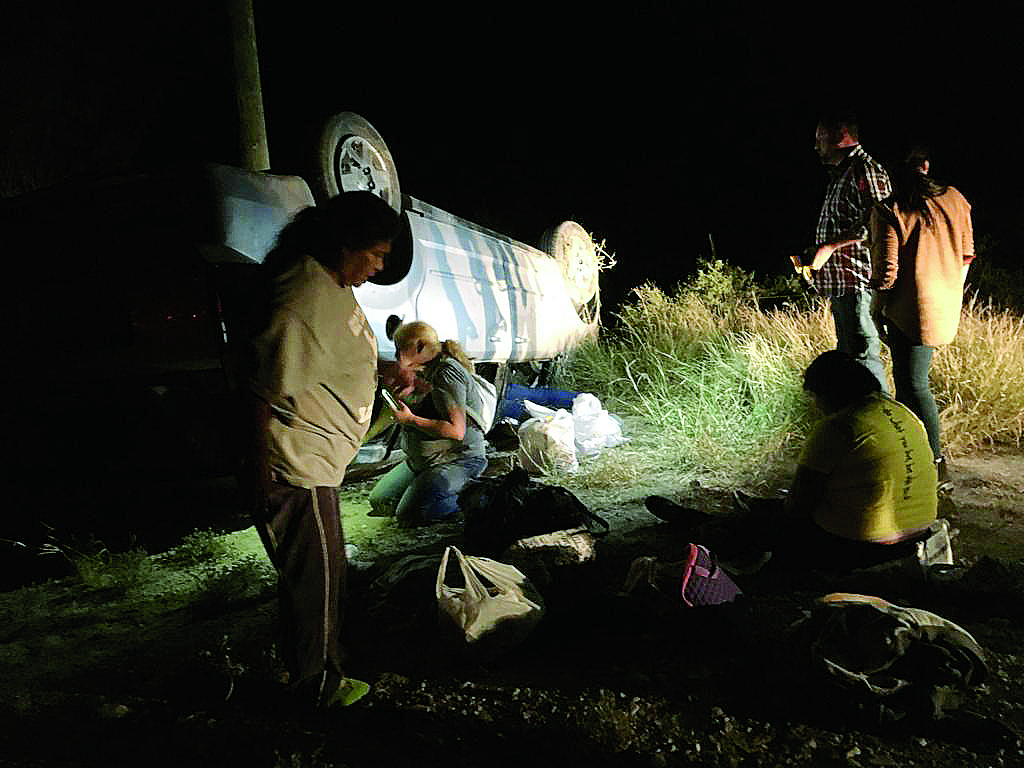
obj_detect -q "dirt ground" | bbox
[1,448,1022,767]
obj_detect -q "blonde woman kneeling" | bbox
[370,321,488,526]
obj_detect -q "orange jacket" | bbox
[870,186,975,346]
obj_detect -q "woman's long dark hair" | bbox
[263,191,400,280]
[250,191,399,343]
[886,146,949,227]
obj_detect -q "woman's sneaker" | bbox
[936,457,954,494]
[917,519,954,567]
[323,677,371,708]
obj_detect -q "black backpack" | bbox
[459,468,609,557]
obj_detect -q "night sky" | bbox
[3,3,1022,314]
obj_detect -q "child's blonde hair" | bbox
[392,321,474,373]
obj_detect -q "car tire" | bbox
[313,112,401,212]
[538,220,600,323]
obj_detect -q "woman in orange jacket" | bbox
[870,147,975,492]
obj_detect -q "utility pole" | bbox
[225,0,270,171]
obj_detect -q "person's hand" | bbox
[389,399,414,425]
[811,243,835,269]
[790,252,813,284]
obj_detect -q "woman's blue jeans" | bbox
[887,323,941,459]
[369,454,488,526]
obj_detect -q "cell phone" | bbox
[380,388,401,410]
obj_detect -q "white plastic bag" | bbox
[516,404,578,475]
[436,546,544,652]
[571,393,628,457]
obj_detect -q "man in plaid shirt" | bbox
[798,112,892,391]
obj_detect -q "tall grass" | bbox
[933,294,1024,452]
[556,260,1024,492]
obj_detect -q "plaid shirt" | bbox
[812,144,891,297]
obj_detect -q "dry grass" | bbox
[932,295,1024,453]
[556,274,1023,494]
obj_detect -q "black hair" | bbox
[885,145,949,227]
[252,191,400,338]
[266,191,400,272]
[803,350,881,409]
[818,110,860,143]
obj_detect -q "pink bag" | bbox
[680,543,742,607]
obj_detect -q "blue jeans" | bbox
[887,323,941,459]
[830,290,889,393]
[369,454,488,526]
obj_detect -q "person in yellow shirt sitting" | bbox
[785,350,938,568]
[644,350,942,574]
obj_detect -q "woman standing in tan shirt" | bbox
[249,191,399,710]
[870,147,975,492]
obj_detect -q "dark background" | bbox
[3,3,1022,314]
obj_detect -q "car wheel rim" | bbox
[562,234,599,307]
[334,134,396,206]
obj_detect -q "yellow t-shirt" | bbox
[252,256,377,488]
[799,393,937,542]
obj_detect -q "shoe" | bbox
[323,677,371,708]
[935,457,954,494]
[916,519,954,567]
[719,549,773,576]
[643,496,711,527]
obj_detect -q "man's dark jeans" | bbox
[830,289,889,394]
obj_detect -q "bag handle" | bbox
[438,546,542,608]
[680,544,724,607]
[467,555,542,611]
[554,488,610,535]
[436,546,453,598]
[679,543,700,607]
[437,545,490,602]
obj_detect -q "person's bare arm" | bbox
[807,237,863,270]
[389,400,467,441]
[791,235,865,279]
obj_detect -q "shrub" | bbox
[38,528,152,592]
[164,528,230,566]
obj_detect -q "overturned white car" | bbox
[209,112,602,366]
